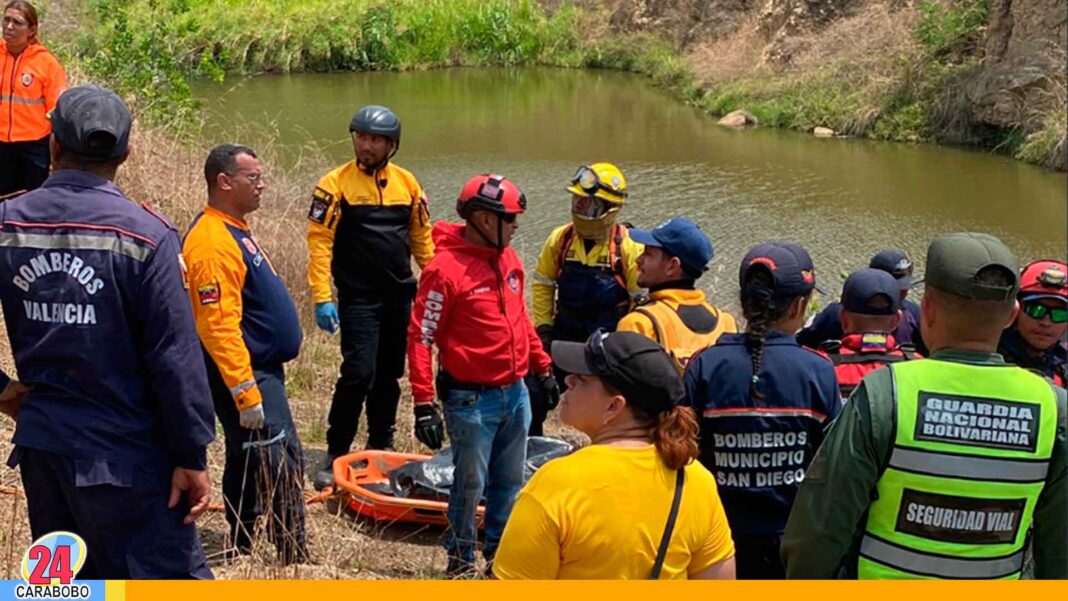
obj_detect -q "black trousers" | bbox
[734,535,786,579]
[14,447,212,579]
[0,138,50,196]
[326,286,412,454]
[208,362,307,564]
[526,317,595,436]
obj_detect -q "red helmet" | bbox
[1020,259,1068,301]
[456,174,527,219]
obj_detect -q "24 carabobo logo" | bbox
[15,531,91,599]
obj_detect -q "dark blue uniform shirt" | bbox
[684,331,841,538]
[796,299,923,350]
[0,171,215,470]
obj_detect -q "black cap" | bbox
[50,85,132,160]
[869,249,914,290]
[551,331,683,416]
[739,241,825,297]
[842,268,901,315]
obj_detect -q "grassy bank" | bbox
[59,0,1064,168]
[692,0,1064,168]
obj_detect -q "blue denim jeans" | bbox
[442,378,531,564]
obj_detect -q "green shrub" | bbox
[915,0,987,59]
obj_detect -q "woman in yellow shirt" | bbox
[493,331,736,580]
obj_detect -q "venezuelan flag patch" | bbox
[197,282,220,305]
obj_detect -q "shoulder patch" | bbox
[197,282,220,305]
[308,187,334,223]
[141,202,177,231]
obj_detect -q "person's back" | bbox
[494,331,734,580]
[0,84,214,579]
[1,170,211,464]
[688,333,839,532]
[821,269,921,401]
[797,249,922,350]
[684,241,840,579]
[500,445,731,579]
[783,233,1067,580]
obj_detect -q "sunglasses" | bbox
[587,329,614,376]
[570,165,627,201]
[499,212,517,224]
[1022,302,1068,324]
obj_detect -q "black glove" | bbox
[413,403,444,450]
[536,324,553,354]
[538,374,561,411]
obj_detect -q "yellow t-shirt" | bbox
[493,444,735,580]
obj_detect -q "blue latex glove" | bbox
[314,302,339,333]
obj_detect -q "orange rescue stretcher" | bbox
[331,450,485,527]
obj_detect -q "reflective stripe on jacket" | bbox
[684,331,842,537]
[0,170,214,469]
[859,359,1058,580]
[0,42,65,143]
[183,206,302,411]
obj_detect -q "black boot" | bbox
[313,454,338,491]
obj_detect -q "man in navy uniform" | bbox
[798,249,923,350]
[0,85,215,579]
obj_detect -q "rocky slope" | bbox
[594,0,1067,170]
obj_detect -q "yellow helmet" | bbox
[566,162,627,204]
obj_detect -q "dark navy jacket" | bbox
[683,331,841,538]
[0,171,215,470]
[796,299,923,351]
[998,327,1068,386]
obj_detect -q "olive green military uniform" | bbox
[782,350,1067,579]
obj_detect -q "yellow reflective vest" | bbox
[617,288,737,374]
[859,359,1058,579]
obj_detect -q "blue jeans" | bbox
[442,379,531,564]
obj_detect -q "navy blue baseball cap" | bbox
[739,241,825,298]
[870,249,914,290]
[842,268,901,315]
[51,84,132,160]
[628,217,714,275]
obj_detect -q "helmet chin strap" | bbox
[468,213,505,253]
[356,139,399,173]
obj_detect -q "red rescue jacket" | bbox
[407,222,552,405]
[820,333,920,401]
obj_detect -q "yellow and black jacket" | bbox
[617,288,738,373]
[183,206,302,410]
[306,161,433,302]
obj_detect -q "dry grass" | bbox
[686,15,769,85]
[0,117,579,579]
[690,3,921,92]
